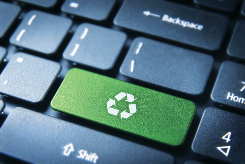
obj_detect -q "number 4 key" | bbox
[192,108,245,163]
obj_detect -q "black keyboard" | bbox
[0,0,245,164]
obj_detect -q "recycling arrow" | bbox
[107,92,137,119]
[126,94,137,102]
[107,98,119,116]
[120,104,137,119]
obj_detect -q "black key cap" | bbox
[0,2,21,39]
[0,47,6,64]
[63,23,126,70]
[10,10,72,55]
[114,0,228,51]
[192,107,245,164]
[120,37,214,95]
[227,21,245,60]
[194,0,239,12]
[62,0,116,21]
[18,0,57,8]
[0,53,61,103]
[211,61,245,110]
[0,107,174,164]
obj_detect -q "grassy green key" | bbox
[51,68,196,146]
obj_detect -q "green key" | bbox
[51,68,196,146]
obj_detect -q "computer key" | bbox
[18,0,57,8]
[0,52,61,103]
[114,0,228,51]
[227,21,245,60]
[192,107,245,164]
[0,2,21,39]
[194,0,239,12]
[211,61,245,110]
[120,37,214,95]
[0,107,174,164]
[51,68,196,146]
[10,10,72,55]
[0,47,6,65]
[63,23,126,70]
[62,0,116,21]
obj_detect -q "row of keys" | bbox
[1,1,245,56]
[0,46,244,110]
[18,0,245,16]
[0,107,243,163]
[8,8,245,61]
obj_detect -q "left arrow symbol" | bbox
[63,143,75,156]
[216,146,231,157]
[143,11,160,18]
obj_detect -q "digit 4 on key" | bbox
[216,132,232,157]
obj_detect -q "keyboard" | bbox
[0,0,245,163]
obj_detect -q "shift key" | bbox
[0,108,174,164]
[114,0,228,51]
[51,68,196,146]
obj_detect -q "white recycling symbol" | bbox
[107,92,137,119]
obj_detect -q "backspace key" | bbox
[114,0,228,51]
